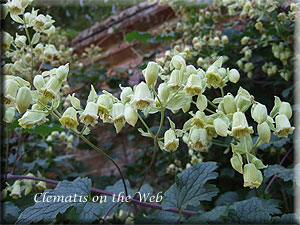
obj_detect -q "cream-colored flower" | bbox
[112,103,126,133]
[231,112,254,138]
[130,82,154,110]
[164,129,179,152]
[80,102,99,126]
[59,107,79,129]
[243,163,263,189]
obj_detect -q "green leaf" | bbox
[227,197,281,223]
[162,162,219,211]
[264,165,294,182]
[2,201,21,223]
[272,214,298,224]
[125,31,152,45]
[186,206,228,224]
[215,191,240,206]
[16,177,102,224]
[23,121,65,139]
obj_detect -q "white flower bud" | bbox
[257,122,271,143]
[33,75,45,91]
[251,103,267,124]
[56,64,69,81]
[120,87,133,104]
[143,62,160,86]
[15,34,27,48]
[158,83,169,104]
[214,118,228,137]
[16,87,32,114]
[223,94,237,114]
[124,103,138,127]
[4,107,15,123]
[228,69,240,83]
[230,153,243,174]
[170,55,186,71]
[196,94,207,111]
[279,102,292,119]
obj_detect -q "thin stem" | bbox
[23,14,34,84]
[211,140,228,147]
[133,139,157,199]
[207,99,218,109]
[156,107,165,138]
[137,114,154,137]
[265,146,293,193]
[5,174,198,216]
[251,137,261,153]
[103,202,120,220]
[220,87,224,97]
[5,124,10,175]
[205,108,215,114]
[11,129,23,175]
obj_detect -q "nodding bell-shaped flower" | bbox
[80,102,99,127]
[120,87,133,104]
[257,122,271,143]
[124,103,138,127]
[168,69,182,90]
[3,31,13,51]
[56,64,69,81]
[130,82,154,110]
[33,75,45,91]
[214,118,228,137]
[7,0,24,15]
[192,111,206,128]
[34,43,43,56]
[243,163,263,189]
[33,14,47,32]
[18,104,49,128]
[4,107,15,123]
[42,76,62,101]
[15,34,27,48]
[143,62,160,86]
[279,102,292,119]
[223,94,237,114]
[230,153,243,174]
[251,103,267,124]
[164,129,179,152]
[112,103,126,133]
[188,128,208,152]
[274,114,294,137]
[170,55,186,71]
[196,94,207,111]
[228,69,240,83]
[16,87,32,114]
[10,181,21,199]
[206,65,224,88]
[231,112,254,138]
[36,181,47,191]
[184,74,204,96]
[97,94,113,122]
[4,79,19,105]
[59,107,79,129]
[158,83,169,105]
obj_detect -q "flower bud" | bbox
[223,94,237,114]
[214,118,228,137]
[120,87,133,104]
[18,105,48,128]
[170,55,186,71]
[56,64,69,81]
[130,82,154,110]
[24,183,32,196]
[206,65,224,88]
[124,103,138,127]
[33,75,45,91]
[257,122,271,143]
[192,111,206,128]
[235,87,252,112]
[232,112,254,137]
[16,87,32,114]
[59,131,66,140]
[36,181,47,191]
[10,181,21,199]
[241,36,249,45]
[158,83,169,104]
[15,34,27,48]
[221,35,229,44]
[251,103,267,124]
[164,129,179,152]
[274,114,294,137]
[50,131,59,138]
[243,163,263,189]
[4,79,19,105]
[143,62,160,86]
[184,74,203,96]
[34,43,43,56]
[228,69,240,83]
[42,76,62,101]
[59,107,79,129]
[4,107,15,123]
[230,154,243,174]
[112,103,126,133]
[255,22,263,31]
[33,14,46,32]
[80,102,99,127]
[68,93,81,110]
[196,94,207,111]
[97,94,112,115]
[279,102,292,119]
